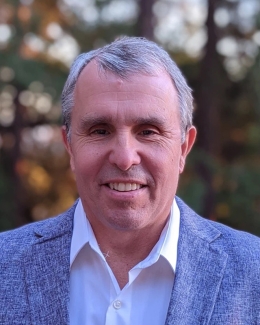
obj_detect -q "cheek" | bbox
[157,151,182,185]
[149,153,179,184]
[73,152,94,175]
[73,146,108,183]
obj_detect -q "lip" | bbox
[101,179,146,190]
[102,179,146,186]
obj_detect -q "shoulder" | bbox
[176,196,260,261]
[0,201,77,260]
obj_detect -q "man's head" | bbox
[61,37,194,144]
[62,37,196,234]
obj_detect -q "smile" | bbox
[108,183,144,192]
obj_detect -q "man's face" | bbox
[63,61,196,233]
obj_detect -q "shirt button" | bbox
[113,300,122,309]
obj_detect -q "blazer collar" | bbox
[165,197,228,325]
[24,202,77,324]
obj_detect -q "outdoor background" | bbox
[0,0,260,236]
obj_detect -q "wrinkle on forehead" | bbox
[78,112,169,130]
[75,60,177,101]
[73,60,180,129]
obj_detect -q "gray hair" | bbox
[61,36,194,142]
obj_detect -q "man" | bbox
[0,37,260,325]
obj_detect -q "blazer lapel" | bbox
[23,205,75,325]
[165,198,228,325]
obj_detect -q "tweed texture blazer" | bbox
[0,197,260,325]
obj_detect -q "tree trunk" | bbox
[194,0,222,219]
[1,89,31,229]
[136,0,156,40]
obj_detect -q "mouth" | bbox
[107,182,145,192]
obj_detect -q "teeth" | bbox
[131,183,137,190]
[118,183,125,191]
[108,183,142,191]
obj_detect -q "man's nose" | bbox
[108,133,141,171]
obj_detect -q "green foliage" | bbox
[179,151,260,236]
[0,54,67,100]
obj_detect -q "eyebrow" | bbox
[131,116,167,129]
[79,115,113,130]
[78,114,167,130]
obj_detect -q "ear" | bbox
[61,126,75,172]
[179,126,196,174]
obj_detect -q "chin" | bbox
[104,213,147,232]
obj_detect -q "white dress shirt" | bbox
[69,199,180,325]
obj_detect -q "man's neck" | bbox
[92,222,167,289]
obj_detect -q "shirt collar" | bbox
[70,198,180,271]
[160,199,180,271]
[69,200,87,266]
[135,199,180,272]
[70,199,97,266]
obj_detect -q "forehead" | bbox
[73,60,180,125]
[75,60,177,98]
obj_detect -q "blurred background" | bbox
[0,0,260,236]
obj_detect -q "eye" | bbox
[140,130,156,135]
[91,129,110,135]
[139,126,160,136]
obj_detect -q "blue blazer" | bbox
[1,197,260,324]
